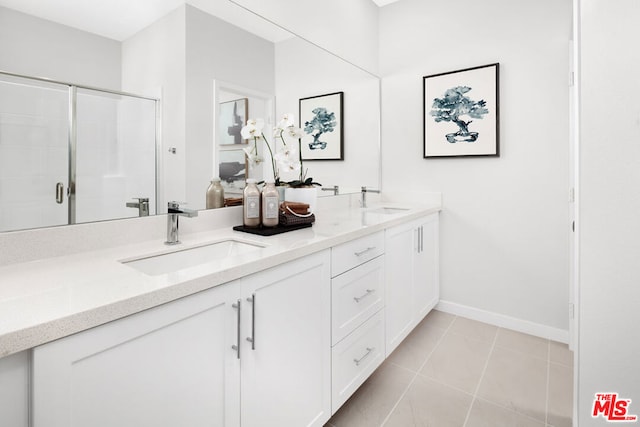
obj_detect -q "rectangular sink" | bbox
[122,239,265,276]
[368,207,410,215]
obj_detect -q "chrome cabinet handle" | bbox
[232,300,241,359]
[246,294,256,350]
[354,289,375,303]
[354,347,374,366]
[55,182,64,204]
[354,247,376,257]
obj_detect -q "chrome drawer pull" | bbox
[354,347,374,366]
[353,289,375,303]
[354,247,376,257]
[246,294,256,350]
[232,300,241,359]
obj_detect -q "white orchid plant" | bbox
[241,114,321,188]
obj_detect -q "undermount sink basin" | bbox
[368,207,410,215]
[122,239,265,276]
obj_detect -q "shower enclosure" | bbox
[0,71,158,232]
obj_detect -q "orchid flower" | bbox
[240,118,265,140]
[239,114,320,187]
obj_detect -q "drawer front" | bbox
[331,256,384,345]
[331,231,384,277]
[331,309,385,414]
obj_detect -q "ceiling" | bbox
[371,0,402,6]
[0,0,291,42]
[0,0,400,43]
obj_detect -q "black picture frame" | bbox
[299,91,344,161]
[423,63,499,158]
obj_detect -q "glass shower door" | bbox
[0,76,69,232]
[75,88,157,223]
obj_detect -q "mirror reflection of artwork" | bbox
[219,98,248,145]
[299,92,344,160]
[218,149,247,195]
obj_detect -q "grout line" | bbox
[462,326,499,427]
[379,315,457,426]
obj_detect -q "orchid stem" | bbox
[261,132,278,183]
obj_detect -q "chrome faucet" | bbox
[165,201,198,245]
[126,197,150,217]
[321,185,339,196]
[361,186,381,208]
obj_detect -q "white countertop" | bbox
[0,196,440,357]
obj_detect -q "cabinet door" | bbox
[384,221,416,356]
[413,214,440,320]
[33,283,241,427]
[0,351,30,427]
[240,250,331,427]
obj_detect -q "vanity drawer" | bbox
[331,256,384,345]
[331,231,384,277]
[331,309,385,414]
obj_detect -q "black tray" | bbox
[233,222,312,236]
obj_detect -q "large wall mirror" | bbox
[0,0,380,233]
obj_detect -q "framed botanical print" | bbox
[299,91,344,160]
[423,63,499,158]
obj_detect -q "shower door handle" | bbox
[55,182,64,204]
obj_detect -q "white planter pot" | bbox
[284,187,318,213]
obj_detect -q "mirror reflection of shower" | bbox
[0,71,158,232]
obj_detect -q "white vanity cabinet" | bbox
[31,250,331,427]
[0,351,30,427]
[32,282,241,427]
[239,250,331,427]
[384,213,439,356]
[330,232,385,413]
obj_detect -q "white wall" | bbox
[577,0,640,424]
[0,5,121,90]
[122,6,186,210]
[275,37,380,192]
[380,0,572,337]
[229,0,379,75]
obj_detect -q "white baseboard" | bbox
[435,300,570,344]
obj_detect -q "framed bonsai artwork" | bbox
[423,63,499,158]
[299,91,344,160]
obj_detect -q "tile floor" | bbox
[325,310,573,427]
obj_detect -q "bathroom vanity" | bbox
[0,194,440,427]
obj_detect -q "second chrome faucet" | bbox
[165,201,198,245]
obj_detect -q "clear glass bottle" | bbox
[261,180,279,227]
[206,177,225,209]
[243,179,261,227]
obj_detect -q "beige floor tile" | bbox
[549,341,573,367]
[477,346,548,421]
[547,363,573,427]
[420,332,493,393]
[495,328,549,360]
[328,361,414,427]
[422,309,456,330]
[466,398,546,427]
[448,317,498,342]
[384,375,473,427]
[387,323,446,372]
